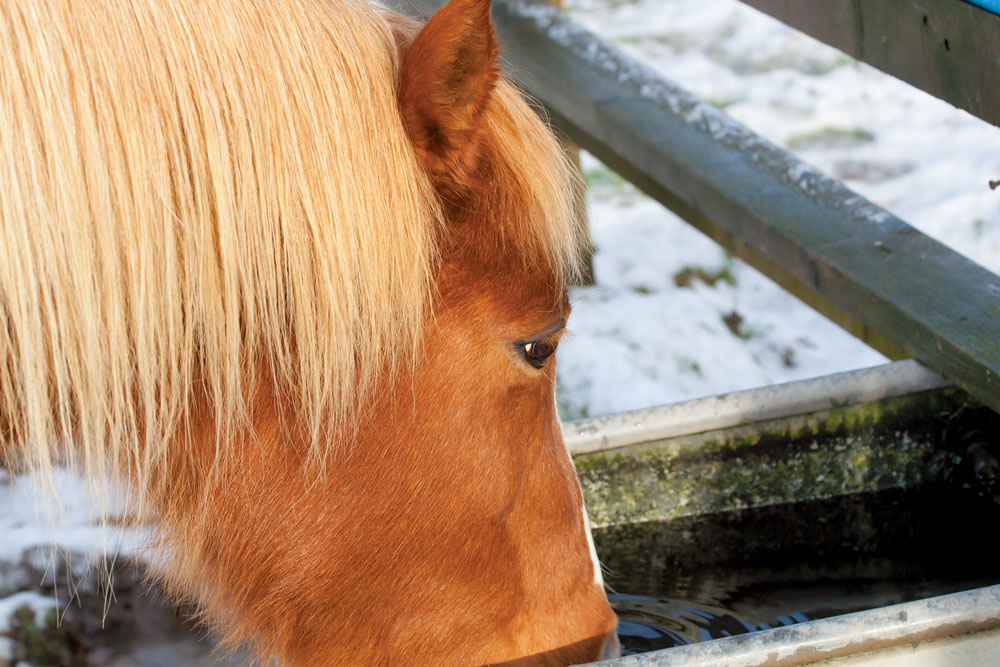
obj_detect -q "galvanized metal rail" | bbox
[563,359,949,455]
[741,0,1000,128]
[581,584,1000,666]
[388,0,1000,416]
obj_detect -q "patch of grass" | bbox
[722,310,743,337]
[677,357,703,377]
[584,166,626,190]
[786,127,875,151]
[557,381,591,422]
[624,32,700,52]
[704,96,738,110]
[724,51,854,76]
[974,218,988,240]
[833,159,913,183]
[558,399,590,422]
[722,310,760,340]
[7,605,85,666]
[584,165,641,204]
[673,261,736,289]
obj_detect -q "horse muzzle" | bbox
[599,624,621,661]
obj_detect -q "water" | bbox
[596,482,1000,655]
[610,594,810,654]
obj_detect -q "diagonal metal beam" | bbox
[740,0,1000,128]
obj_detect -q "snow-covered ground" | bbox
[556,0,1000,419]
[5,0,1000,661]
[0,470,140,563]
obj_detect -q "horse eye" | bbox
[522,340,556,369]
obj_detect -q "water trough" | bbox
[565,360,1000,664]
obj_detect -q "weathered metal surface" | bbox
[564,360,949,455]
[388,0,1000,415]
[580,584,1000,666]
[740,0,1000,128]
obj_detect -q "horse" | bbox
[0,0,619,663]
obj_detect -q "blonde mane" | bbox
[0,0,579,498]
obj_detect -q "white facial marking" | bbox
[580,501,604,587]
[558,392,604,587]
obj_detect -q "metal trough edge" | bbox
[579,583,1000,666]
[564,360,950,456]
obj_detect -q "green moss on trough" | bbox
[573,388,978,527]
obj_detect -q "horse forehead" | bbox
[438,232,568,313]
[438,267,569,333]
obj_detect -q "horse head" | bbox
[0,0,618,662]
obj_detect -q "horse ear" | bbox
[399,0,499,197]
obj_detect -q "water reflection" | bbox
[610,593,809,654]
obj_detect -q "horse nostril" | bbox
[600,629,622,660]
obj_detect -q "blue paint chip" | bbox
[966,0,1000,16]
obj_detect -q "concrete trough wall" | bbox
[565,361,987,527]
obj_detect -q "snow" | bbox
[555,0,1000,420]
[0,470,142,643]
[0,469,138,566]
